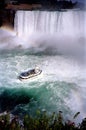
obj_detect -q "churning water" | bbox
[0,9,86,123]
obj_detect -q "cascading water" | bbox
[15,10,85,36]
[0,9,86,123]
[14,10,86,60]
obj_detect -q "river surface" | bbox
[0,9,86,123]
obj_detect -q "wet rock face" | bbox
[0,20,2,27]
[0,0,7,26]
[0,10,15,27]
[0,0,6,9]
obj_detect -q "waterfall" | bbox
[14,10,86,60]
[0,10,86,121]
[14,10,85,38]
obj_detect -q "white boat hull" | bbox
[18,69,42,80]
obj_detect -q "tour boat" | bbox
[18,67,42,80]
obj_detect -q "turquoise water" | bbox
[0,48,85,122]
[0,9,86,122]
